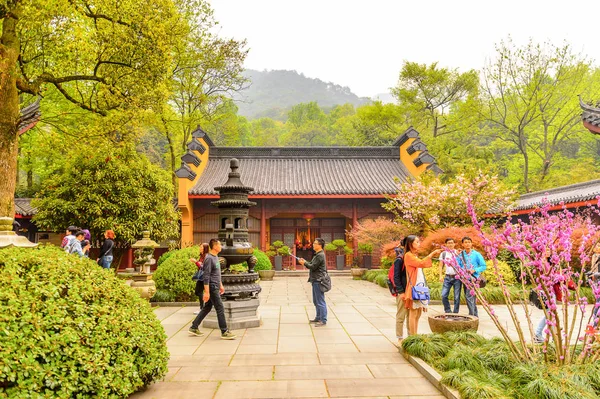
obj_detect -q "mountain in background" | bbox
[235,69,372,120]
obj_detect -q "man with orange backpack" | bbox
[389,242,410,346]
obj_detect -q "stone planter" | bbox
[336,255,345,270]
[258,270,275,281]
[351,268,366,279]
[274,256,283,271]
[428,314,479,334]
[362,255,372,269]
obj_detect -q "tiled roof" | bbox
[17,98,41,135]
[580,97,600,132]
[189,147,411,196]
[515,179,600,211]
[15,198,36,216]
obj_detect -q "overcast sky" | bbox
[210,0,599,97]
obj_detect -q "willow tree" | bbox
[0,0,181,218]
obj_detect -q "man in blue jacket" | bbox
[456,236,486,317]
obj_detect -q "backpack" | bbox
[386,256,402,297]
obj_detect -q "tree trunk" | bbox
[522,150,530,193]
[0,13,21,218]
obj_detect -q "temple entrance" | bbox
[269,218,346,268]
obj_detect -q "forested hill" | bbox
[236,69,371,120]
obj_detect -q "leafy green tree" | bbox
[0,0,182,218]
[479,39,600,191]
[391,61,479,138]
[32,142,179,244]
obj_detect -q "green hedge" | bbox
[152,246,199,301]
[403,332,600,399]
[0,245,168,397]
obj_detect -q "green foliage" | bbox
[152,289,177,303]
[358,243,374,254]
[331,239,347,247]
[252,249,273,271]
[380,256,393,269]
[324,243,337,252]
[0,246,168,397]
[153,246,200,301]
[32,143,179,245]
[277,245,291,256]
[272,241,284,249]
[405,333,600,399]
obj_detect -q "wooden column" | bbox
[352,200,358,258]
[260,200,266,251]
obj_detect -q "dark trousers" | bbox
[441,275,462,313]
[191,284,227,333]
[312,282,327,323]
[195,281,204,310]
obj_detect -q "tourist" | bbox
[80,229,91,257]
[190,243,210,315]
[403,235,442,335]
[97,230,116,269]
[393,243,410,345]
[456,237,486,317]
[299,238,328,327]
[440,238,461,314]
[61,225,78,249]
[189,239,236,339]
[67,231,86,257]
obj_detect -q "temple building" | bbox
[176,127,441,269]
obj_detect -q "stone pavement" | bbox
[131,276,595,398]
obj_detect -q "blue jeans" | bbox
[463,282,478,317]
[312,282,327,323]
[100,256,113,269]
[535,316,546,339]
[441,275,462,313]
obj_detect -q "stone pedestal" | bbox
[0,217,37,248]
[203,298,261,330]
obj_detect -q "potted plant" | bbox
[278,245,291,270]
[329,239,353,270]
[270,240,284,271]
[350,262,366,279]
[253,249,275,281]
[358,243,373,270]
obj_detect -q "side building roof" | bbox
[14,198,36,217]
[515,179,600,211]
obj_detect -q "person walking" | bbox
[299,238,328,327]
[393,244,410,346]
[188,239,236,339]
[440,238,461,314]
[97,230,116,269]
[80,229,91,257]
[456,237,486,317]
[403,235,441,335]
[190,243,209,315]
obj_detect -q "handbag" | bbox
[408,268,430,305]
[192,268,204,282]
[319,272,332,293]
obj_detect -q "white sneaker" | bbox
[193,311,199,315]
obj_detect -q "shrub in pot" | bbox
[330,239,352,270]
[253,248,275,280]
[271,240,284,271]
[0,246,168,397]
[358,243,373,269]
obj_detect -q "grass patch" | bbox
[403,332,600,399]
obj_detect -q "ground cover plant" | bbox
[403,332,600,399]
[0,246,168,397]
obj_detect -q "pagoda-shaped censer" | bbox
[202,158,262,329]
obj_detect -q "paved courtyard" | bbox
[131,275,595,398]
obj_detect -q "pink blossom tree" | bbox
[383,171,516,233]
[443,198,600,365]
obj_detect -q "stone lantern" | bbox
[128,231,160,300]
[0,217,37,248]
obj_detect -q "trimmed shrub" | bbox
[252,249,273,271]
[152,246,199,301]
[0,246,168,397]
